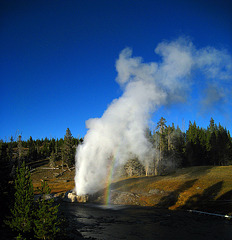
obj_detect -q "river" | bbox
[60,202,232,240]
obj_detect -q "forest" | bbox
[121,117,232,177]
[1,118,232,181]
[0,128,82,180]
[149,117,232,175]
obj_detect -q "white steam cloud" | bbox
[74,37,232,195]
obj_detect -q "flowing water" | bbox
[60,202,232,240]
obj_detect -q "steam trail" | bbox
[74,37,232,195]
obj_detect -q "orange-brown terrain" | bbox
[31,161,232,215]
[31,160,75,194]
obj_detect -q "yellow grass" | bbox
[31,163,232,214]
[110,166,232,214]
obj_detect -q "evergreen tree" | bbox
[41,138,50,159]
[55,138,59,155]
[0,140,8,164]
[206,118,217,165]
[34,181,60,240]
[124,158,145,177]
[27,136,37,163]
[5,162,63,239]
[166,125,185,169]
[185,121,204,166]
[62,128,75,168]
[49,151,57,168]
[217,124,232,165]
[7,136,14,163]
[17,135,23,168]
[208,117,216,133]
[0,140,14,226]
[49,138,56,154]
[154,117,167,175]
[5,162,34,236]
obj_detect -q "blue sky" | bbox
[1,0,232,141]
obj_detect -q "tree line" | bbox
[123,117,232,177]
[1,119,232,179]
[0,128,83,179]
[150,117,232,175]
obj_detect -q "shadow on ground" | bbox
[181,181,232,213]
[172,166,214,178]
[28,159,49,168]
[156,179,198,208]
[91,166,232,214]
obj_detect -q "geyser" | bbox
[74,37,232,196]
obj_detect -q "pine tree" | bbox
[17,135,23,168]
[154,117,167,175]
[5,162,34,236]
[49,151,57,168]
[41,138,50,159]
[34,181,60,240]
[27,136,37,162]
[63,128,75,168]
[7,136,14,162]
[216,124,232,165]
[0,140,14,226]
[166,125,184,169]
[124,158,145,177]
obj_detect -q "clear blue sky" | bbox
[1,0,232,141]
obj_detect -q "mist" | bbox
[74,37,232,195]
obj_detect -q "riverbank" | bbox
[59,202,232,240]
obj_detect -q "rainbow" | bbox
[104,155,116,205]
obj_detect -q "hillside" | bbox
[31,163,232,215]
[105,166,232,215]
[31,160,75,194]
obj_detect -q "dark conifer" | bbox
[34,181,60,240]
[17,135,23,168]
[63,128,75,168]
[5,162,34,236]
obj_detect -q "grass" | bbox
[31,160,75,194]
[31,161,232,215]
[109,166,232,214]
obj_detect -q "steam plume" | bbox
[74,37,232,195]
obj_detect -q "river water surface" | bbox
[60,202,232,240]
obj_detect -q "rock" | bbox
[54,192,65,198]
[149,189,160,194]
[44,194,53,200]
[34,193,54,201]
[63,190,89,203]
